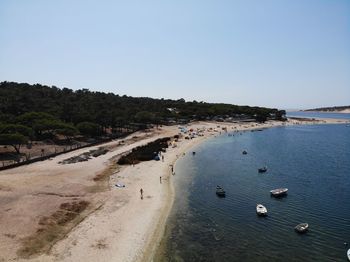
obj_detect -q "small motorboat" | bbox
[242,150,247,155]
[294,223,309,233]
[347,249,350,261]
[216,186,226,197]
[256,204,267,216]
[270,188,288,197]
[258,166,267,173]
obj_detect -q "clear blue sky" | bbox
[0,0,349,109]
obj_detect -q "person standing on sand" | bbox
[162,155,164,162]
[140,188,143,199]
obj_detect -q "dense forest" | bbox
[0,81,285,154]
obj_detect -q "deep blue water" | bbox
[287,111,350,120]
[158,124,350,262]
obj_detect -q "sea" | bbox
[156,114,350,262]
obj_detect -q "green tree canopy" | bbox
[134,111,155,124]
[0,81,286,133]
[77,122,101,137]
[0,124,32,154]
[0,124,33,138]
[55,123,79,141]
[0,133,28,154]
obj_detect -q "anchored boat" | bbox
[216,186,226,197]
[258,166,267,173]
[295,223,309,233]
[256,204,267,216]
[270,188,288,197]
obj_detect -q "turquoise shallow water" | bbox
[158,124,350,262]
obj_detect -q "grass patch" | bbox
[17,200,90,258]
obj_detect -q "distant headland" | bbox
[304,106,350,113]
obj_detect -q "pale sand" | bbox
[1,119,349,262]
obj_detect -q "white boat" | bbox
[270,188,288,197]
[256,204,267,216]
[294,223,309,233]
[347,249,350,261]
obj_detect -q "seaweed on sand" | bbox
[117,137,170,165]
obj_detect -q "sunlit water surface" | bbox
[157,124,350,262]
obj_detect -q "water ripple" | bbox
[159,125,350,262]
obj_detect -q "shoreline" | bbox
[302,109,350,114]
[1,118,349,262]
[140,133,209,262]
[289,110,350,115]
[146,118,350,261]
[151,119,350,262]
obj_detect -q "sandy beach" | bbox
[0,118,349,262]
[339,109,350,113]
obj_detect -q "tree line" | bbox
[0,81,286,154]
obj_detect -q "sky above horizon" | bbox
[0,0,349,109]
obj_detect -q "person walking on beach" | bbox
[162,155,164,162]
[160,176,162,183]
[140,188,143,199]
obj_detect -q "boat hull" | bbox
[216,192,226,197]
[295,223,309,233]
[216,186,226,197]
[270,188,288,197]
[256,205,267,216]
